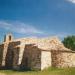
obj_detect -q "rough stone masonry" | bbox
[0,33,75,70]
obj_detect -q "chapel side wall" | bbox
[51,50,75,68]
[41,51,51,70]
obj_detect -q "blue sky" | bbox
[0,0,75,42]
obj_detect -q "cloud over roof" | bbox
[0,21,44,34]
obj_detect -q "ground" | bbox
[0,67,75,75]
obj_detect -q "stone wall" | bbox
[5,41,20,69]
[41,51,51,70]
[1,34,75,70]
[18,41,26,66]
[2,43,9,67]
[13,47,20,70]
[51,50,75,68]
[21,44,41,70]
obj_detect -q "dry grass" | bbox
[0,67,75,75]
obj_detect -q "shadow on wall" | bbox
[20,44,41,71]
[1,42,41,71]
[5,41,20,69]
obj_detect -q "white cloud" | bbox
[0,21,71,39]
[0,21,44,34]
[67,0,75,4]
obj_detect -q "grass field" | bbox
[0,67,75,75]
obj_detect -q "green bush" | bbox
[62,35,75,51]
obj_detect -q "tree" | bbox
[62,35,75,51]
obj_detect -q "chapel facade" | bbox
[0,34,75,70]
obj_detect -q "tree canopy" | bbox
[62,35,75,51]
